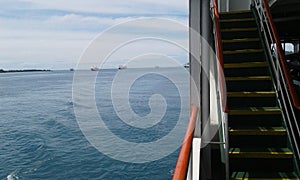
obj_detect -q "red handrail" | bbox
[173,106,198,180]
[214,0,224,67]
[262,0,300,110]
[214,0,229,113]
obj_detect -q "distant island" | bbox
[0,69,51,73]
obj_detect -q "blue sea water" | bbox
[0,69,190,179]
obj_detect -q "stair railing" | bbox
[252,0,300,164]
[211,0,229,179]
[173,107,199,180]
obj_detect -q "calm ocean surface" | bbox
[0,69,190,180]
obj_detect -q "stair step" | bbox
[228,107,283,127]
[220,10,253,21]
[220,18,255,23]
[220,18,257,29]
[227,91,276,97]
[226,76,271,81]
[230,158,294,172]
[226,84,273,92]
[221,28,259,40]
[231,171,300,180]
[223,49,265,63]
[224,62,268,69]
[222,38,259,43]
[221,28,257,33]
[224,62,270,77]
[229,127,287,148]
[229,127,286,136]
[222,38,261,51]
[227,92,277,108]
[229,114,283,128]
[229,148,293,159]
[223,49,264,55]
[220,10,252,15]
[228,108,281,115]
[226,76,273,92]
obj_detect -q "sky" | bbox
[0,0,189,70]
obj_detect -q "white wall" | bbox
[218,0,251,12]
[229,0,251,11]
[219,0,229,12]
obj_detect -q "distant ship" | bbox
[70,68,74,71]
[91,67,100,71]
[184,63,189,68]
[118,65,127,70]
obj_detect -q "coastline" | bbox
[0,69,51,73]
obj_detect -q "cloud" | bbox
[17,0,188,16]
[46,14,137,31]
[0,26,94,69]
[0,0,189,69]
[102,38,189,68]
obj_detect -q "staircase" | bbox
[219,10,300,179]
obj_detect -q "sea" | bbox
[0,68,190,180]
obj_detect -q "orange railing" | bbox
[214,0,229,113]
[173,106,198,180]
[262,0,300,110]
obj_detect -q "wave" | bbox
[7,173,19,180]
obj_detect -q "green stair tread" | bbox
[220,18,255,23]
[221,28,257,32]
[229,127,287,136]
[224,62,268,69]
[227,91,276,97]
[226,76,271,81]
[223,49,264,55]
[222,38,260,43]
[231,171,300,179]
[229,148,294,158]
[228,107,281,115]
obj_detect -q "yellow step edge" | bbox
[229,108,281,115]
[227,91,276,98]
[222,38,259,43]
[226,76,271,81]
[220,10,252,15]
[229,129,287,136]
[229,151,293,159]
[224,62,268,69]
[223,49,264,55]
[220,18,255,23]
[221,28,257,32]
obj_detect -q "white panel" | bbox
[192,138,201,180]
[210,54,220,143]
[219,0,229,12]
[229,0,251,11]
